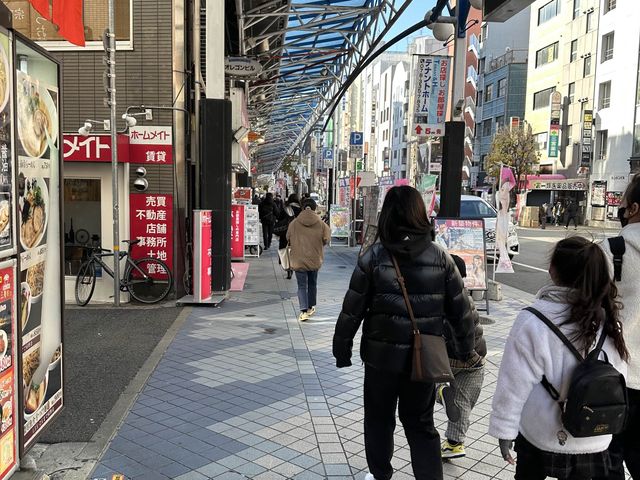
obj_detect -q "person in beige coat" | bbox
[286,198,331,321]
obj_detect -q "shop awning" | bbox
[241,0,415,174]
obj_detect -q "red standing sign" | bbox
[129,194,173,277]
[231,205,245,260]
[193,210,212,302]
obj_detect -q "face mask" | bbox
[618,207,628,227]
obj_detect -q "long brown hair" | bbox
[550,236,629,360]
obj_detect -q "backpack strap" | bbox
[524,307,583,362]
[608,236,626,282]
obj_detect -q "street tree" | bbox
[484,125,541,193]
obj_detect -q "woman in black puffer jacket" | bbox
[333,186,477,480]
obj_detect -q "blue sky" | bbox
[382,0,434,49]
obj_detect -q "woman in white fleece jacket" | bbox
[489,236,629,480]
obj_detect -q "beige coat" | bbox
[286,209,331,271]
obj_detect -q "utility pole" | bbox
[106,0,120,305]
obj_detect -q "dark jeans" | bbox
[295,270,318,311]
[514,435,590,480]
[364,365,441,480]
[594,387,640,480]
[565,215,578,228]
[262,221,274,248]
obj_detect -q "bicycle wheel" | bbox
[75,261,96,306]
[126,258,173,304]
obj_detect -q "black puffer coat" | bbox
[333,241,476,373]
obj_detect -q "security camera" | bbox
[122,114,137,128]
[133,178,148,192]
[78,121,93,136]
[135,166,147,176]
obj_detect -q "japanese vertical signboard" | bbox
[580,110,593,174]
[192,211,212,302]
[231,205,245,260]
[591,181,607,207]
[16,38,64,452]
[243,205,260,246]
[0,260,17,478]
[0,32,13,258]
[129,126,173,164]
[323,148,334,169]
[419,175,438,218]
[129,194,174,276]
[548,91,562,158]
[414,55,451,137]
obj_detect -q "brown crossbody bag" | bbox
[390,254,454,383]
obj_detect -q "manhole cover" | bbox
[479,317,495,325]
[263,328,277,334]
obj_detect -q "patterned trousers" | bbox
[437,365,485,444]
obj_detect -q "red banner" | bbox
[52,0,85,46]
[129,194,173,276]
[62,134,130,163]
[0,262,17,479]
[231,205,245,260]
[193,211,212,302]
[129,127,173,164]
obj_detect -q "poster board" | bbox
[192,210,212,303]
[15,37,64,453]
[329,205,350,238]
[243,205,260,255]
[231,204,245,260]
[434,219,488,292]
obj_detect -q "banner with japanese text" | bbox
[129,194,173,277]
[192,210,211,302]
[231,205,245,260]
[128,127,173,165]
[413,55,451,137]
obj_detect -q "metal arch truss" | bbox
[244,0,414,173]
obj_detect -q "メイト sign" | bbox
[129,127,173,165]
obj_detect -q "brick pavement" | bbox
[91,247,534,480]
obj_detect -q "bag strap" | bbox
[524,307,583,362]
[608,236,626,282]
[390,254,420,335]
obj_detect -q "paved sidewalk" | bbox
[91,247,532,480]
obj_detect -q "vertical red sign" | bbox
[129,194,174,276]
[128,127,173,164]
[193,210,212,302]
[0,262,17,478]
[231,205,245,260]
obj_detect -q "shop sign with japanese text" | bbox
[129,127,173,165]
[129,194,173,276]
[193,211,212,302]
[231,205,245,260]
[413,55,451,137]
[62,134,130,163]
[529,179,587,191]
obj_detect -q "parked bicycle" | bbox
[75,239,173,305]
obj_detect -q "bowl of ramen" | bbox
[25,262,45,303]
[48,346,61,371]
[17,73,57,159]
[20,282,31,332]
[22,349,39,394]
[24,370,48,418]
[0,43,8,115]
[19,177,48,250]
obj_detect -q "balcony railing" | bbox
[487,49,528,73]
[468,33,480,58]
[467,65,478,89]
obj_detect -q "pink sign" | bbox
[231,205,245,259]
[129,126,173,164]
[193,210,212,301]
[129,194,174,277]
[62,134,130,162]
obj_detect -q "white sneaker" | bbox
[364,474,377,480]
[298,311,311,322]
[308,306,316,316]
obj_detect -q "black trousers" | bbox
[363,365,441,480]
[594,388,640,480]
[565,215,578,228]
[262,221,274,248]
[514,435,592,480]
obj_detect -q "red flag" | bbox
[29,0,51,19]
[52,0,85,46]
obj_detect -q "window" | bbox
[586,11,594,32]
[536,42,559,68]
[583,55,592,77]
[601,32,614,62]
[6,0,132,45]
[482,119,492,137]
[538,0,560,25]
[64,179,102,275]
[573,0,580,19]
[535,132,549,150]
[604,0,616,14]
[570,40,578,62]
[599,81,611,109]
[478,57,486,74]
[597,130,608,160]
[485,84,494,102]
[497,79,507,98]
[477,91,483,107]
[533,87,556,110]
[460,200,497,218]
[480,24,488,43]
[496,116,505,130]
[568,82,576,103]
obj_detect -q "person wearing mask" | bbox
[259,192,277,250]
[595,173,640,480]
[287,198,330,321]
[277,194,302,280]
[332,186,477,480]
[564,200,579,230]
[490,236,628,479]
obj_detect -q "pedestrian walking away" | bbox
[286,198,330,321]
[489,236,629,480]
[595,173,640,480]
[276,194,302,280]
[539,203,548,229]
[553,201,563,226]
[564,200,578,230]
[437,254,486,460]
[258,192,277,249]
[333,185,477,480]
